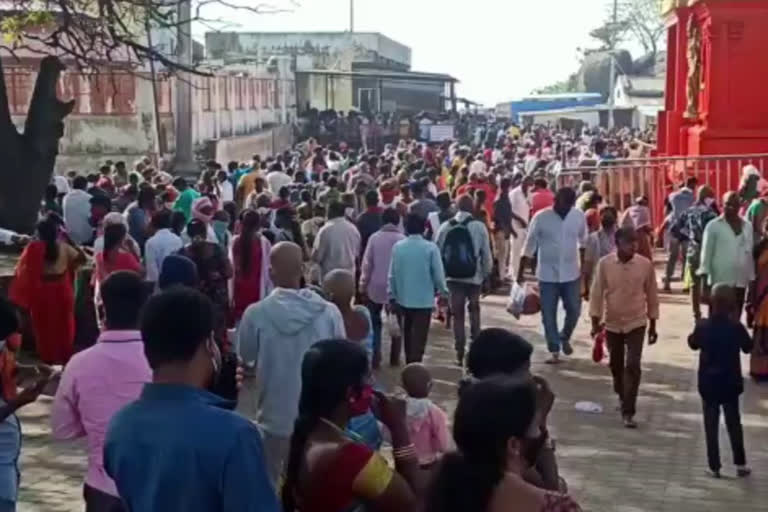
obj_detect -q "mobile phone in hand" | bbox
[211,352,239,404]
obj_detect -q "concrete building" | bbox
[205,31,457,115]
[612,75,665,130]
[2,55,295,172]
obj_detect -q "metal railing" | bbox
[556,154,768,226]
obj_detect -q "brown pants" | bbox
[606,327,646,417]
[400,307,432,363]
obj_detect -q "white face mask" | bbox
[704,197,715,207]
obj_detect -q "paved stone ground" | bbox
[14,267,768,511]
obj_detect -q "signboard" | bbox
[429,124,455,142]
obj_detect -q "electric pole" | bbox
[174,0,196,177]
[350,0,354,32]
[607,0,618,130]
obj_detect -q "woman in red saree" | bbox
[10,219,86,364]
[282,340,420,512]
[231,210,271,323]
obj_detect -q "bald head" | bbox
[270,242,303,289]
[322,269,355,306]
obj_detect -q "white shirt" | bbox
[62,189,93,245]
[144,228,183,282]
[509,186,531,226]
[0,228,17,245]
[266,171,292,195]
[53,175,70,195]
[524,208,588,283]
[219,180,234,203]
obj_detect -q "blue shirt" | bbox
[388,235,448,309]
[104,383,279,512]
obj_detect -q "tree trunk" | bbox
[0,56,75,234]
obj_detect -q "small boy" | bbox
[688,283,753,478]
[401,363,452,468]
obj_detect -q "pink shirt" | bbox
[51,330,151,496]
[405,398,453,466]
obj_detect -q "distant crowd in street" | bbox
[0,117,762,511]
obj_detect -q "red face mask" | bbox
[348,385,374,417]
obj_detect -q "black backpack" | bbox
[441,217,477,279]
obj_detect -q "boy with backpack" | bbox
[436,194,493,366]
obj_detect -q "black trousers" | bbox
[400,307,432,363]
[84,484,126,512]
[702,399,746,471]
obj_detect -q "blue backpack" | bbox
[441,217,477,279]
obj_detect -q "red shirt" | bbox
[530,189,555,216]
[94,250,142,284]
[97,176,115,195]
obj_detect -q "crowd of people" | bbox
[0,119,760,511]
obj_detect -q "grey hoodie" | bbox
[235,288,346,437]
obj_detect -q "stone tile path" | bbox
[15,278,768,511]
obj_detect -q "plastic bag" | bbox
[506,282,540,318]
[386,311,401,339]
[592,330,606,363]
[506,282,527,319]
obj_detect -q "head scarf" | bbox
[191,197,214,224]
[158,255,199,290]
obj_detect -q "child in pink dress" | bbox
[401,363,453,468]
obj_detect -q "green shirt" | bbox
[173,188,200,222]
[698,216,755,287]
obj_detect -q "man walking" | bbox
[664,176,697,291]
[389,214,448,364]
[104,287,278,512]
[436,195,492,365]
[312,200,361,280]
[590,227,659,429]
[672,185,718,321]
[52,271,152,512]
[698,191,755,318]
[236,242,346,484]
[492,177,515,284]
[518,187,587,364]
[508,174,533,280]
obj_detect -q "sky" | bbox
[196,0,611,106]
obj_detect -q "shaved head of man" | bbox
[322,269,355,305]
[269,242,303,289]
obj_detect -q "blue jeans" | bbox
[539,279,581,354]
[366,302,384,360]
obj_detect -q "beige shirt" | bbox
[589,253,659,333]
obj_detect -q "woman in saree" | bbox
[231,210,271,324]
[282,339,420,512]
[748,217,768,380]
[10,218,86,364]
